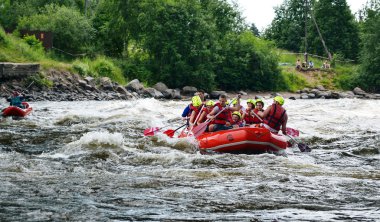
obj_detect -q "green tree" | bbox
[357,6,380,92]
[115,0,243,91]
[17,4,94,53]
[264,0,306,52]
[92,0,127,57]
[215,31,281,91]
[0,0,87,30]
[310,0,359,60]
[249,23,260,37]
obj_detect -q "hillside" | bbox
[277,50,359,92]
[1,27,360,95]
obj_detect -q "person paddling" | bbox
[206,94,241,132]
[259,96,288,135]
[242,99,255,125]
[251,98,265,124]
[197,100,215,124]
[231,111,244,128]
[7,91,25,109]
[188,95,203,126]
[181,89,206,119]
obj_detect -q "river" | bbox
[0,98,379,221]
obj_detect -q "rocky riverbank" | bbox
[0,69,379,102]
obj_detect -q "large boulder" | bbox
[172,89,182,99]
[161,89,173,99]
[116,86,134,98]
[126,79,144,92]
[84,76,95,86]
[153,82,168,92]
[162,88,182,99]
[301,87,310,93]
[238,90,247,96]
[353,87,366,96]
[310,89,319,94]
[307,93,316,99]
[300,93,308,99]
[317,91,332,99]
[330,91,341,99]
[143,88,164,99]
[182,86,197,96]
[99,77,114,90]
[316,85,326,91]
[210,90,226,99]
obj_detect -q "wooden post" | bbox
[311,10,332,61]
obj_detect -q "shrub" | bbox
[0,26,9,45]
[333,66,359,90]
[23,35,43,48]
[72,57,126,84]
[17,4,94,54]
[72,61,90,76]
[90,57,125,84]
[26,73,53,88]
[277,70,308,92]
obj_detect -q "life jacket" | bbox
[10,96,23,108]
[189,104,200,117]
[212,102,230,125]
[201,106,213,115]
[196,106,212,124]
[231,119,244,127]
[244,108,255,124]
[252,109,263,124]
[264,104,286,131]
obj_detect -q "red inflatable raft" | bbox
[2,102,33,117]
[180,126,288,154]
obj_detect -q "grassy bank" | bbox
[0,28,126,86]
[277,50,359,91]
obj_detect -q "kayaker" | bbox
[259,96,288,135]
[188,95,203,126]
[7,91,25,108]
[231,111,244,128]
[242,99,255,125]
[197,100,215,124]
[207,94,241,132]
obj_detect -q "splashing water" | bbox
[0,98,379,221]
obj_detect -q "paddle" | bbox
[192,97,238,138]
[144,126,166,136]
[163,123,188,138]
[286,127,299,137]
[187,105,204,136]
[250,109,264,122]
[144,117,188,136]
[144,123,174,136]
[286,135,311,152]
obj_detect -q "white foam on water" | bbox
[46,131,125,159]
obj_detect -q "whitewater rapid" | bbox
[0,98,379,221]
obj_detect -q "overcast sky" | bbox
[234,0,368,31]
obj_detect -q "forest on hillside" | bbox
[0,0,379,92]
